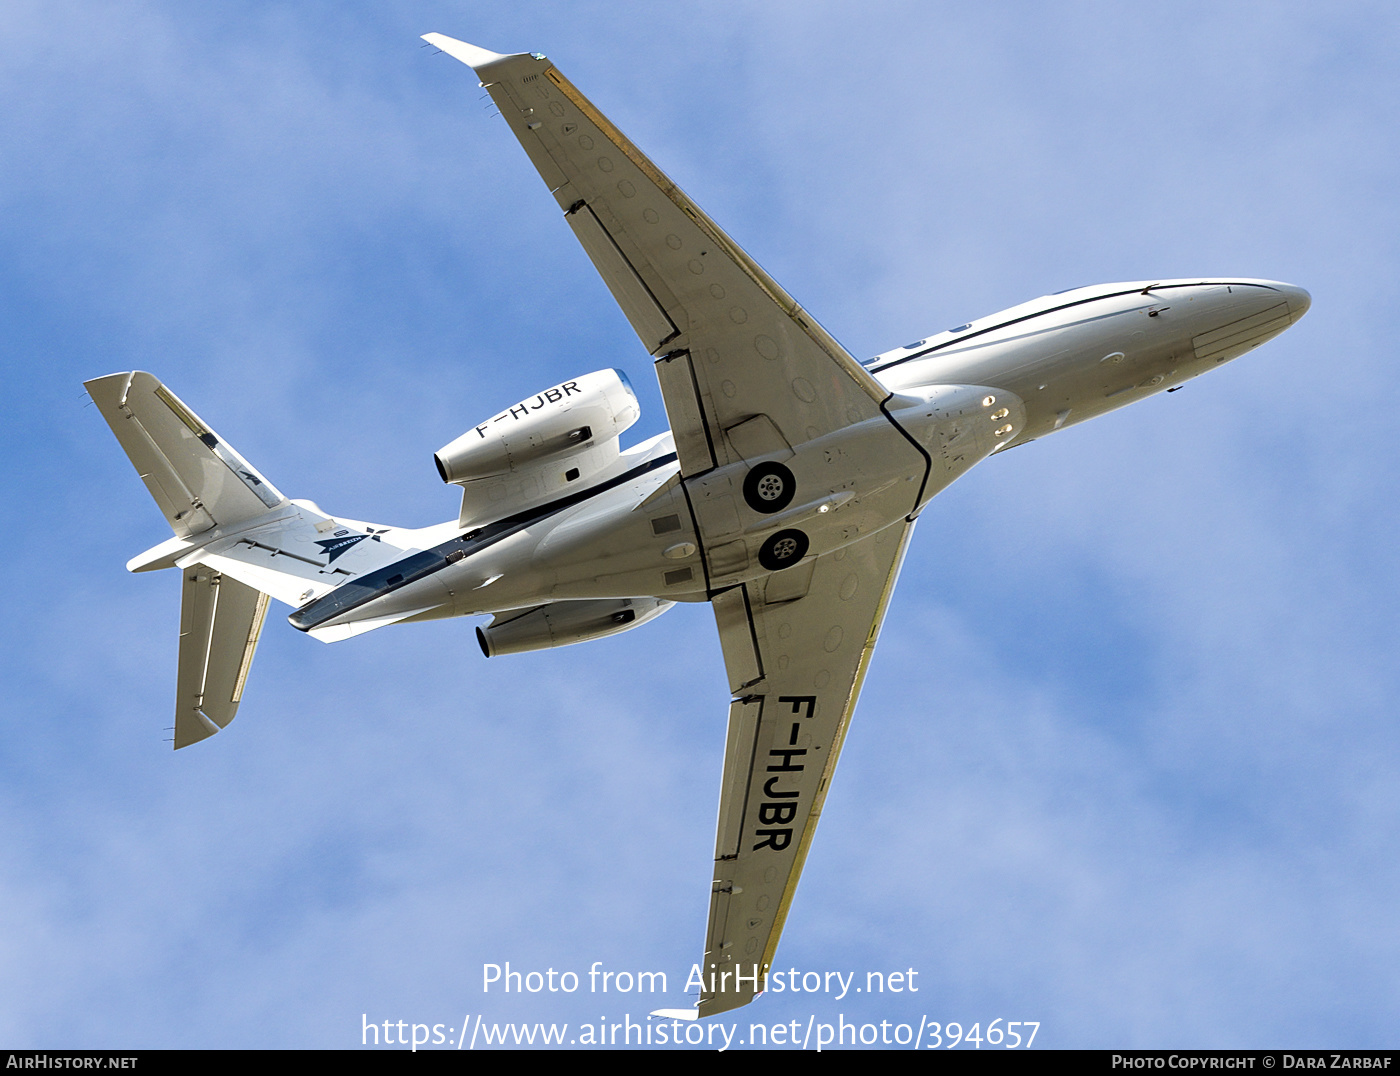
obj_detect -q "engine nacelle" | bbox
[435,369,639,483]
[476,597,673,657]
[435,369,641,528]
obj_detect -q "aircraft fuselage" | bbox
[873,277,1309,436]
[292,277,1308,637]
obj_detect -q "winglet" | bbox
[421,33,516,70]
[650,1008,699,1021]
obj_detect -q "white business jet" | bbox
[86,34,1309,1018]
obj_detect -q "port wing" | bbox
[424,34,890,478]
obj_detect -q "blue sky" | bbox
[4,0,1398,1050]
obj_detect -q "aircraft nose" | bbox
[1274,282,1312,322]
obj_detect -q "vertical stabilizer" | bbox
[88,370,435,746]
[85,371,286,747]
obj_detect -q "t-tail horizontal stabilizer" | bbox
[84,371,286,537]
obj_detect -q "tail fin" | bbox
[84,371,285,538]
[87,371,430,746]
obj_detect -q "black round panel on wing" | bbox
[758,529,810,571]
[743,461,797,513]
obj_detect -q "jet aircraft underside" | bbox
[85,33,1310,1019]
